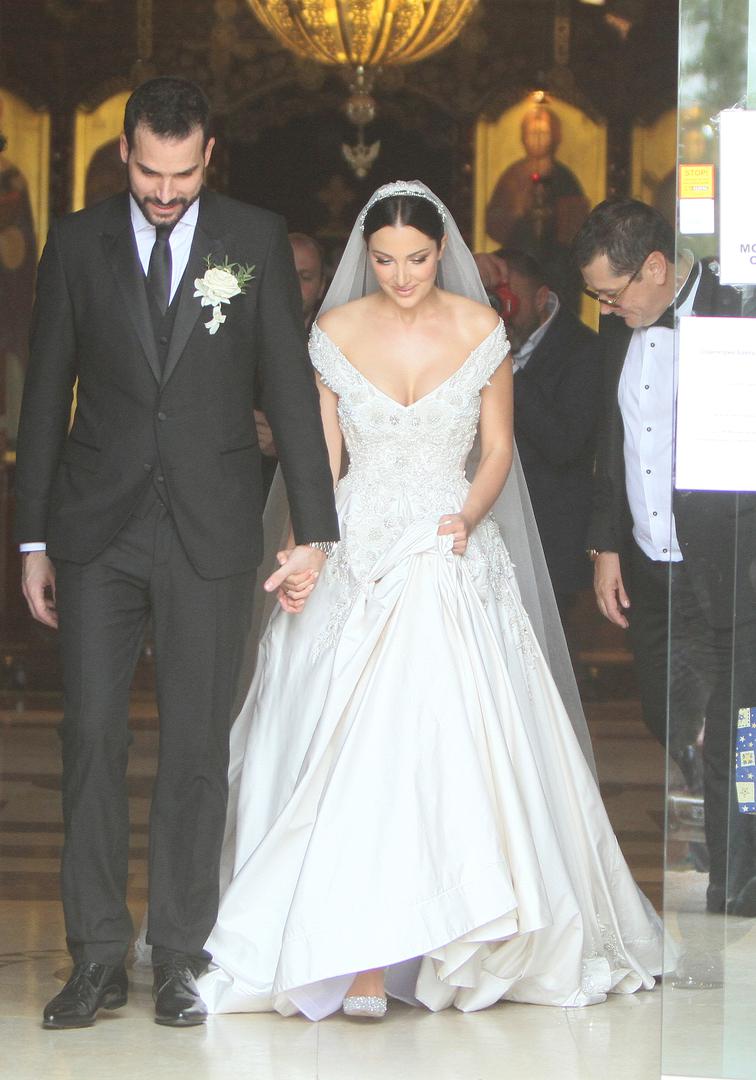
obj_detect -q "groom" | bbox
[15,77,338,1028]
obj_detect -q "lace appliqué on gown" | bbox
[308,321,535,663]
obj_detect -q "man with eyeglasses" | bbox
[574,197,756,917]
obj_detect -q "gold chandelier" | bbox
[246,1,479,175]
[246,0,478,67]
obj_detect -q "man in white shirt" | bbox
[575,198,756,917]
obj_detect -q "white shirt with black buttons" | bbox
[617,261,700,563]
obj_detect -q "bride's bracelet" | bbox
[308,541,337,558]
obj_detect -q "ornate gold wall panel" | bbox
[73,91,130,211]
[474,94,605,323]
[0,88,50,257]
[631,108,677,206]
[474,95,606,253]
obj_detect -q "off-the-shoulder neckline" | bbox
[310,320,505,410]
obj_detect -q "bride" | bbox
[195,181,665,1021]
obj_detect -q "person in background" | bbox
[474,248,601,617]
[289,231,327,331]
[256,232,327,490]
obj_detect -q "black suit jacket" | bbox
[588,260,756,627]
[15,190,338,578]
[514,304,602,594]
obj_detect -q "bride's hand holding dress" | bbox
[437,512,472,554]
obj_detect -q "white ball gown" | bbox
[197,319,665,1020]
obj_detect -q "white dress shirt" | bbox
[618,259,700,562]
[21,197,200,553]
[130,195,199,303]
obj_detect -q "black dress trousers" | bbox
[54,487,255,965]
[626,542,756,895]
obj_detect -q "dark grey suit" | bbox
[15,189,338,963]
[513,304,602,599]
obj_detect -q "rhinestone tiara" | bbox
[358,181,447,232]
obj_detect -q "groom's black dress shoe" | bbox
[42,961,128,1029]
[153,956,208,1027]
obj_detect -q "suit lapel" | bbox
[526,304,564,375]
[602,314,632,394]
[101,194,161,383]
[162,193,228,386]
[601,315,632,485]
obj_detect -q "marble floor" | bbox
[1,688,754,1079]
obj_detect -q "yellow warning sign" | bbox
[679,164,715,199]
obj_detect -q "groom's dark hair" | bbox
[123,77,212,149]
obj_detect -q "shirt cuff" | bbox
[20,542,47,553]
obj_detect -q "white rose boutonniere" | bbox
[194,256,255,335]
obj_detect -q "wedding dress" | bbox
[196,317,665,1020]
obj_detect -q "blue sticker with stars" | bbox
[736,707,756,814]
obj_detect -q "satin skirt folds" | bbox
[199,507,664,1020]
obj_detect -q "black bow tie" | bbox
[652,306,675,330]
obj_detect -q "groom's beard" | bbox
[130,187,201,228]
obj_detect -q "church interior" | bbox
[1,1,754,1078]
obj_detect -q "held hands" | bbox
[437,513,472,556]
[264,545,327,613]
[22,552,58,629]
[593,551,630,629]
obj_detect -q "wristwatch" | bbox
[587,549,603,562]
[308,541,338,558]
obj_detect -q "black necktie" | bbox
[147,224,173,315]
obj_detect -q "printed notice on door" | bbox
[676,315,756,491]
[720,110,756,284]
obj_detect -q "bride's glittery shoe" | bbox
[342,995,388,1019]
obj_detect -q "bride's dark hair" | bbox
[362,195,445,246]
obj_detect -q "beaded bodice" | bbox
[310,317,516,585]
[310,320,508,503]
[306,320,539,659]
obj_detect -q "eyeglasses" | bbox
[582,261,645,306]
